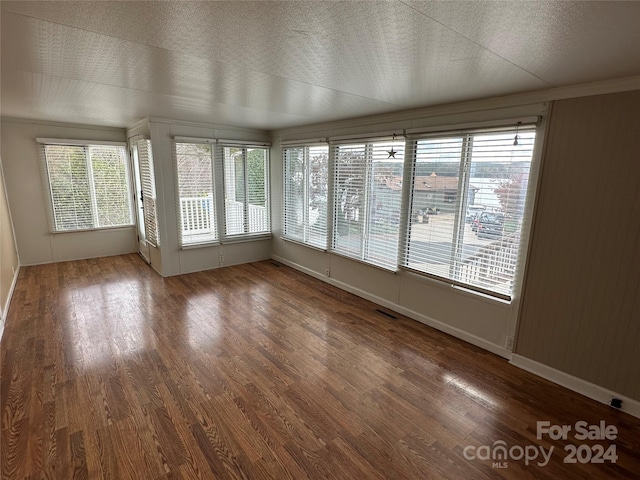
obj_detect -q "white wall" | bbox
[143,118,272,276]
[271,103,548,357]
[0,119,137,265]
[515,91,640,406]
[0,152,20,334]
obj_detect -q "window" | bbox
[402,125,536,299]
[41,142,133,232]
[283,144,329,249]
[174,141,270,246]
[175,142,217,246]
[332,138,405,269]
[134,138,159,246]
[222,146,270,237]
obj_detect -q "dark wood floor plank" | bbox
[2,254,640,478]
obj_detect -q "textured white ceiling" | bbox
[2,1,640,130]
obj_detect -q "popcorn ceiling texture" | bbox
[1,1,639,129]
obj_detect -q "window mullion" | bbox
[398,139,416,267]
[210,147,219,240]
[242,149,249,233]
[213,146,226,240]
[85,146,100,228]
[449,135,472,279]
[303,147,310,243]
[328,144,338,251]
[361,143,374,261]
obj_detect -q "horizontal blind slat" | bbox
[136,139,159,246]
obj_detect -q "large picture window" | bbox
[283,144,329,249]
[41,142,133,232]
[332,138,405,269]
[402,125,536,299]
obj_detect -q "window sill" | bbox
[280,236,328,252]
[220,233,272,244]
[50,225,135,234]
[180,241,220,250]
[329,250,399,274]
[180,233,272,248]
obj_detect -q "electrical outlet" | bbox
[219,255,224,264]
[506,336,514,350]
[325,269,330,277]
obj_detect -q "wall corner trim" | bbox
[510,354,640,420]
[0,264,20,342]
[271,254,511,359]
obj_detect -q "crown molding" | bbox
[0,116,126,132]
[146,116,269,136]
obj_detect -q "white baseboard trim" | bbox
[1,264,20,342]
[511,354,640,420]
[20,249,138,267]
[271,255,511,359]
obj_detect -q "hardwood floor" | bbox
[2,254,639,479]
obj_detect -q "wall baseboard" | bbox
[0,264,20,342]
[270,254,640,420]
[271,254,511,359]
[20,249,138,267]
[511,354,640,420]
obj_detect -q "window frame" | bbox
[38,138,134,234]
[282,143,329,250]
[330,136,406,271]
[173,138,271,248]
[173,139,218,248]
[401,123,539,300]
[219,144,271,240]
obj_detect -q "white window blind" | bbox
[403,125,536,299]
[135,139,159,247]
[222,146,270,237]
[42,143,133,232]
[174,142,217,246]
[283,144,329,249]
[332,138,405,269]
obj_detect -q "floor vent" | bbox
[271,261,282,267]
[375,309,397,319]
